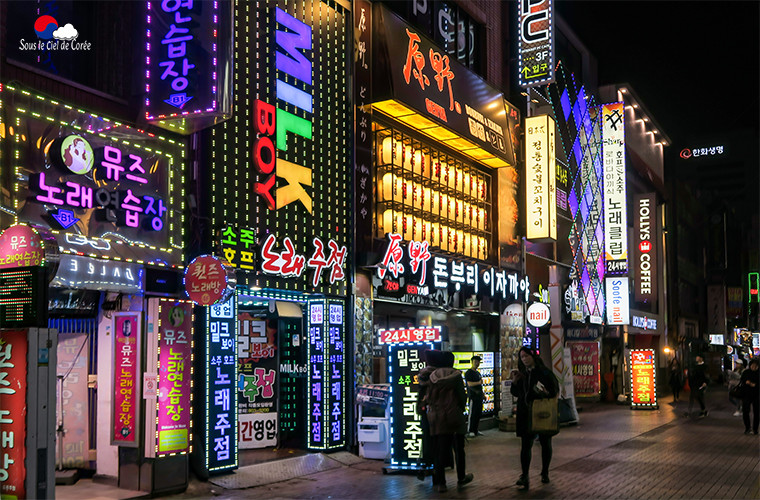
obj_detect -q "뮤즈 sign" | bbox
[517,0,554,87]
[633,193,657,305]
[112,314,141,446]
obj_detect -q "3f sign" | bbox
[521,0,550,43]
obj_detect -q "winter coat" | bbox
[424,367,467,436]
[510,365,559,437]
[688,363,709,390]
[739,368,760,401]
[417,365,436,414]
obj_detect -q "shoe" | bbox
[457,473,474,487]
[435,484,448,493]
[733,411,742,417]
[541,473,550,484]
[476,431,484,436]
[698,411,708,418]
[516,475,529,490]
[467,432,476,438]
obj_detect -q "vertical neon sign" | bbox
[205,294,238,472]
[307,301,325,449]
[327,300,345,449]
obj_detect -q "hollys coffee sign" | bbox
[633,193,657,305]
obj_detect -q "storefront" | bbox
[197,0,352,472]
[0,83,190,494]
[353,3,526,429]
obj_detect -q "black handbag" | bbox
[729,383,746,400]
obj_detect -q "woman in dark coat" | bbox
[510,347,559,490]
[424,351,473,492]
[740,358,760,434]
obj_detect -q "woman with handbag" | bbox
[510,347,559,490]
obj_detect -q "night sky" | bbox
[555,1,760,148]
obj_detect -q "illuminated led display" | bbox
[602,102,628,274]
[0,85,186,267]
[517,0,554,87]
[156,300,194,456]
[112,314,141,447]
[0,329,28,498]
[327,300,345,449]
[145,0,231,133]
[307,301,325,449]
[633,193,657,303]
[525,114,557,241]
[374,127,492,260]
[630,349,657,408]
[354,0,373,250]
[378,326,442,345]
[0,266,47,328]
[206,294,238,472]
[207,0,350,297]
[388,341,437,470]
[184,255,235,306]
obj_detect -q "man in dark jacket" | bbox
[424,351,474,492]
[740,358,759,434]
[687,354,709,418]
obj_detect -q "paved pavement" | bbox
[174,388,759,499]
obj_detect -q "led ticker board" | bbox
[145,0,232,133]
[630,349,657,408]
[525,115,557,241]
[517,0,554,87]
[0,84,186,267]
[379,326,442,345]
[156,300,194,456]
[0,266,47,328]
[206,294,238,473]
[602,102,628,274]
[306,299,347,450]
[207,0,350,297]
[388,342,437,470]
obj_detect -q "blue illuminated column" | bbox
[205,294,238,473]
[307,301,326,449]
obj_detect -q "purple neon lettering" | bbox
[275,7,312,85]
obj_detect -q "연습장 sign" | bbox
[112,314,141,446]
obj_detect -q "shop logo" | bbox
[639,240,651,253]
[679,148,692,159]
[60,135,94,174]
[22,16,91,51]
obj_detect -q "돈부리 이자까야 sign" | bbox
[0,84,185,267]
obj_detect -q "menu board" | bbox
[630,349,657,408]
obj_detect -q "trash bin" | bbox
[356,384,391,460]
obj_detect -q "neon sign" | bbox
[630,349,657,408]
[517,0,554,87]
[51,255,143,294]
[0,330,28,498]
[379,327,442,345]
[602,102,628,273]
[112,314,141,446]
[525,115,557,241]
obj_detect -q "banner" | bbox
[569,341,599,397]
[112,314,140,446]
[602,102,627,274]
[57,332,90,468]
[0,330,28,498]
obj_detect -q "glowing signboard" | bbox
[206,294,238,472]
[633,193,657,303]
[52,255,143,294]
[327,300,345,449]
[307,302,326,449]
[630,349,657,408]
[156,300,194,456]
[0,267,47,328]
[631,314,657,331]
[112,314,141,446]
[184,255,234,306]
[517,0,554,87]
[525,115,556,241]
[378,326,442,345]
[0,85,185,266]
[388,341,437,470]
[0,224,45,269]
[0,329,28,498]
[602,102,628,273]
[709,334,724,345]
[679,145,725,159]
[527,302,550,327]
[605,277,630,326]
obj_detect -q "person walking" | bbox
[727,360,744,417]
[416,350,437,481]
[425,351,474,492]
[510,347,559,490]
[686,354,709,418]
[465,355,484,437]
[669,357,682,403]
[740,358,759,435]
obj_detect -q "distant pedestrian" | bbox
[740,358,759,435]
[727,360,744,417]
[511,347,559,490]
[686,355,709,418]
[669,358,682,403]
[465,355,484,437]
[425,351,474,492]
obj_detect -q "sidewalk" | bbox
[173,388,759,499]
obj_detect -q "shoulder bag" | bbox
[528,395,559,436]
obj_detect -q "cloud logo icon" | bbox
[34,15,58,39]
[53,23,78,41]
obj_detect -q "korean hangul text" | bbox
[144,196,167,231]
[65,181,94,208]
[450,260,465,290]
[34,172,64,205]
[432,257,449,288]
[465,263,478,293]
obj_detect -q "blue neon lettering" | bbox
[275,7,312,85]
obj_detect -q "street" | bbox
[172,389,759,499]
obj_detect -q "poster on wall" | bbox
[568,341,599,397]
[57,332,90,468]
[0,330,28,498]
[238,314,278,449]
[156,300,194,456]
[112,314,141,446]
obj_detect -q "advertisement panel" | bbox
[602,102,627,274]
[112,314,140,446]
[630,349,657,408]
[0,330,28,498]
[57,332,90,468]
[605,277,630,326]
[207,0,351,296]
[633,193,657,304]
[0,266,48,328]
[156,300,194,456]
[517,0,554,87]
[568,341,599,397]
[525,115,557,241]
[238,314,278,449]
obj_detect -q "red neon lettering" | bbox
[254,100,276,135]
[254,136,276,174]
[255,174,276,210]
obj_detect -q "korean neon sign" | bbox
[602,102,628,272]
[307,302,325,449]
[525,115,557,241]
[156,300,194,456]
[0,330,28,498]
[378,326,442,345]
[517,0,554,87]
[112,314,141,446]
[184,255,234,306]
[206,294,238,472]
[630,349,657,408]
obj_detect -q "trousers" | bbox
[520,434,552,477]
[432,433,466,485]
